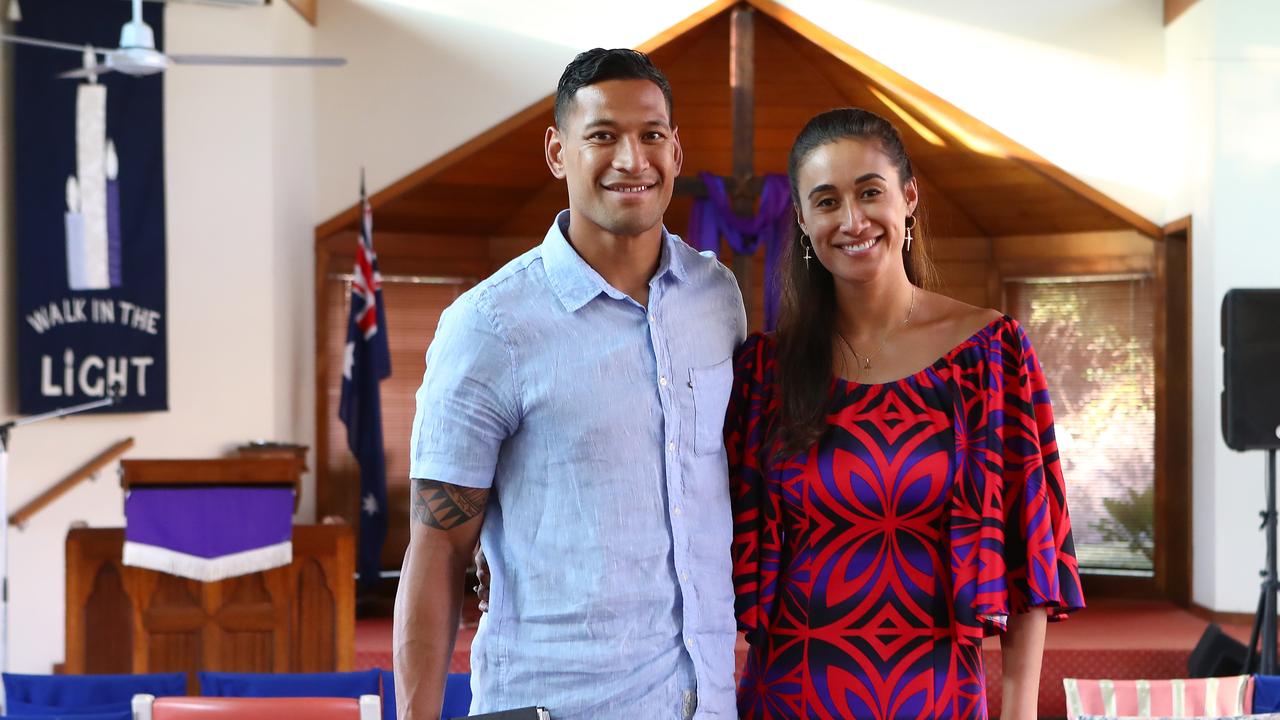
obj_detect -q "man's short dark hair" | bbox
[554,48,674,129]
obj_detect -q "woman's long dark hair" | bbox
[774,108,939,456]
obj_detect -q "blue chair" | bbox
[197,670,381,700]
[2,672,185,716]
[0,714,129,720]
[377,670,470,720]
[1256,674,1280,713]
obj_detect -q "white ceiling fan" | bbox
[0,0,345,80]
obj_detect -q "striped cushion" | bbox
[1063,676,1255,719]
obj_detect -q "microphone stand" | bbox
[0,393,116,677]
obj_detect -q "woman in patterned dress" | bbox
[728,109,1085,720]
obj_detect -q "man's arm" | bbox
[394,478,489,720]
[999,607,1048,720]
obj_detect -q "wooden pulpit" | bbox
[64,457,354,690]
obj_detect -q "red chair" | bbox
[131,694,381,720]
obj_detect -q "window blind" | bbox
[1007,276,1156,576]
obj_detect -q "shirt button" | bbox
[668,441,676,452]
[659,376,668,387]
[673,506,682,516]
[680,572,689,581]
[685,637,695,648]
[648,315,656,324]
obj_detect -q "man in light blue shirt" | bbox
[393,49,746,720]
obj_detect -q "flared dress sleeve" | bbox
[727,332,783,647]
[947,317,1086,646]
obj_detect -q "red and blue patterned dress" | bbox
[728,316,1085,720]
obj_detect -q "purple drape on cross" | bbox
[686,172,793,330]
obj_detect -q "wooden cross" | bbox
[673,3,767,321]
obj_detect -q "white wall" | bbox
[0,1,318,673]
[312,0,576,221]
[1168,0,1280,613]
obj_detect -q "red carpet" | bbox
[357,599,1255,717]
[982,600,1252,717]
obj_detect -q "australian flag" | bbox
[339,171,391,588]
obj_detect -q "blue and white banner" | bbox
[14,0,168,413]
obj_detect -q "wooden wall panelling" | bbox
[929,236,990,262]
[988,263,1004,311]
[990,231,1157,303]
[320,275,471,569]
[929,237,993,308]
[992,231,1156,282]
[488,236,541,270]
[315,230,488,526]
[993,231,1154,259]
[494,183,570,238]
[997,256,1154,279]
[914,176,987,239]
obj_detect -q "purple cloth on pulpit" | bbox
[123,486,293,581]
[686,172,793,330]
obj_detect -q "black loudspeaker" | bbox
[1188,623,1249,678]
[1222,289,1280,451]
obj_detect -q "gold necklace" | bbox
[836,286,917,374]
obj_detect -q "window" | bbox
[1006,275,1156,576]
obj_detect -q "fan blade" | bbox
[0,33,104,54]
[167,53,345,67]
[58,65,117,80]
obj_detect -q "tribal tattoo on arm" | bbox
[411,479,488,530]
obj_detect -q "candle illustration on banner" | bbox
[64,175,87,288]
[105,140,122,286]
[64,81,122,290]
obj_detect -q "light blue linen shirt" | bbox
[409,210,747,720]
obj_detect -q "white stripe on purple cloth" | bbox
[123,539,292,582]
[124,486,293,580]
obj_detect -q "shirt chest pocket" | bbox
[689,356,734,456]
